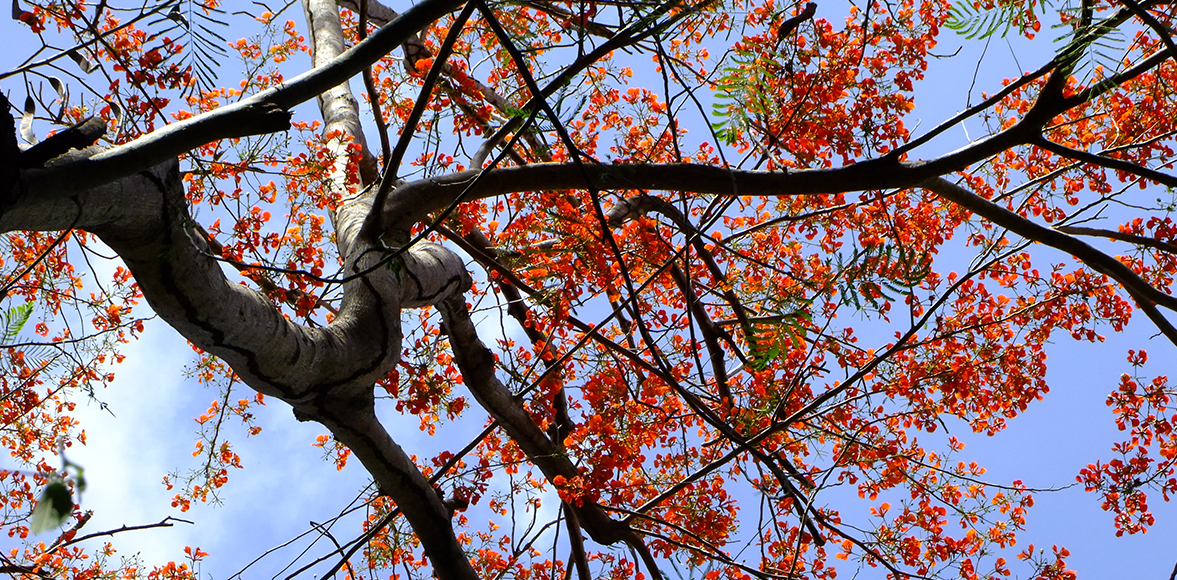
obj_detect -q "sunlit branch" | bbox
[437,225,592,577]
[438,292,676,580]
[193,223,339,315]
[438,227,576,443]
[308,398,479,580]
[279,420,497,580]
[338,0,399,25]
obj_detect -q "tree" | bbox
[1,0,1176,577]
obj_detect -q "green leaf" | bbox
[1,302,33,344]
[1052,18,1125,82]
[30,480,72,534]
[745,311,811,371]
[946,0,1051,39]
[833,241,931,310]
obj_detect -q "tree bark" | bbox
[0,2,479,578]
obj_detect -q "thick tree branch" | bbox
[439,227,576,446]
[0,1,471,406]
[303,0,380,190]
[18,116,107,169]
[17,0,467,198]
[436,293,654,552]
[307,395,480,580]
[87,162,396,402]
[289,5,478,579]
[668,263,734,407]
[302,0,381,264]
[380,158,943,231]
[1034,135,1177,189]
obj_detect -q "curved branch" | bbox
[309,396,479,580]
[20,0,467,198]
[436,293,643,548]
[922,177,1177,343]
[302,0,380,257]
[1056,225,1177,256]
[88,162,397,402]
[1034,135,1177,189]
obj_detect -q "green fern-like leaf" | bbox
[1,302,33,344]
[1,302,65,373]
[833,242,932,310]
[711,49,775,139]
[1053,18,1126,83]
[946,0,1051,39]
[946,1,1018,39]
[745,311,810,372]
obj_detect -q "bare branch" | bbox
[1035,135,1177,190]
[1056,225,1177,256]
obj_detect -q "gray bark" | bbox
[1,1,476,578]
